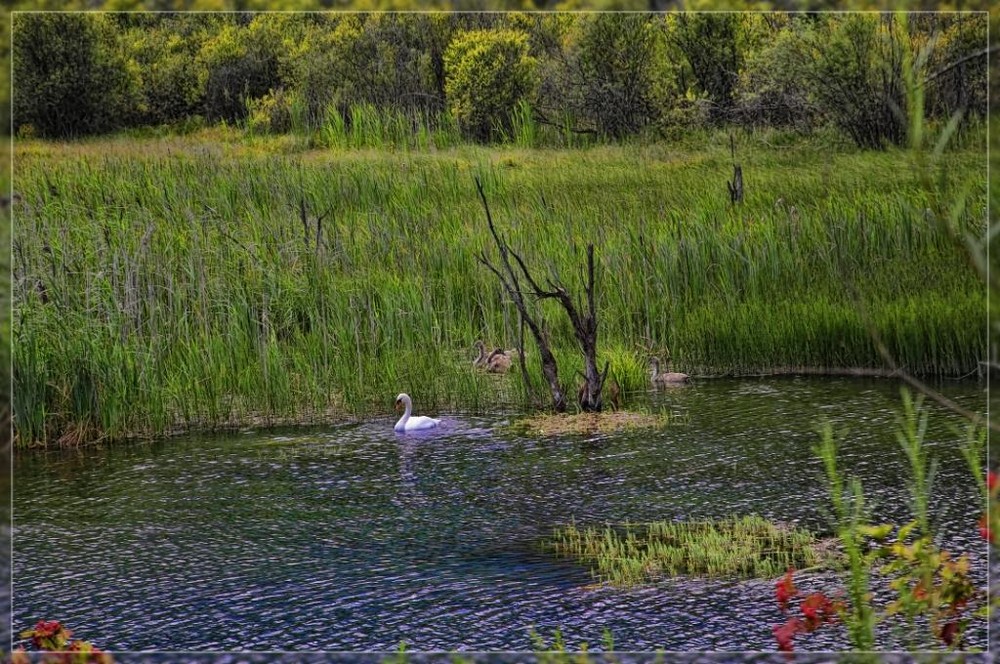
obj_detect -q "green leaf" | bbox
[859,523,893,540]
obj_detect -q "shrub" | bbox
[924,15,987,122]
[196,16,285,123]
[570,14,669,138]
[246,88,296,135]
[120,18,206,126]
[443,28,537,141]
[803,14,909,149]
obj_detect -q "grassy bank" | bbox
[12,127,986,446]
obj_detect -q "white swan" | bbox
[393,393,441,432]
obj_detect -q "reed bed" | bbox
[546,515,830,586]
[11,129,986,446]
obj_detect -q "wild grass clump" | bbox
[11,127,986,446]
[546,515,833,587]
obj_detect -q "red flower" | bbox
[799,593,823,627]
[987,470,997,493]
[34,620,62,637]
[940,620,960,647]
[979,514,992,544]
[773,618,801,652]
[775,569,797,612]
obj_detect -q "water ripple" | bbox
[12,378,988,652]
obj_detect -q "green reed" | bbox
[546,515,828,587]
[11,127,985,445]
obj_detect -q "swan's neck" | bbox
[395,399,413,430]
[650,360,659,380]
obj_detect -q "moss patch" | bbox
[545,515,839,587]
[509,411,669,437]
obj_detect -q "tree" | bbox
[923,15,987,123]
[12,13,139,137]
[666,14,744,124]
[195,16,287,122]
[797,14,909,149]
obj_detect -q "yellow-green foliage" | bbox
[121,22,206,125]
[444,29,538,140]
[247,88,297,135]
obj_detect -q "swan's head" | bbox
[394,393,410,411]
[649,356,661,370]
[474,340,485,351]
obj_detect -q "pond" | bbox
[12,377,989,652]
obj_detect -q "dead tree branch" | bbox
[474,177,566,412]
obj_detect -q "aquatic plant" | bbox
[771,570,844,652]
[11,125,985,446]
[546,514,830,587]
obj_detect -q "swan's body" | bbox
[393,393,441,432]
[486,349,512,373]
[650,357,690,385]
[474,341,521,372]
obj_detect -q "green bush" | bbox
[121,17,207,126]
[736,17,817,130]
[924,15,986,122]
[246,88,296,134]
[570,14,669,138]
[805,14,909,149]
[666,14,744,124]
[195,16,285,122]
[444,28,537,141]
[12,13,140,137]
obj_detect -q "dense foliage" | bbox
[10,12,987,147]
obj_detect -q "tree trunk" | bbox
[727,133,744,204]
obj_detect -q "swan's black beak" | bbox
[394,399,401,411]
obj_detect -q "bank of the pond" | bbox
[12,130,986,446]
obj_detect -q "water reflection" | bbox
[12,377,987,651]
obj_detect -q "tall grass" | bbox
[11,127,986,445]
[815,422,876,651]
[319,104,462,151]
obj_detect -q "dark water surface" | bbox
[12,378,990,652]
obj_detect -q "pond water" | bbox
[12,378,990,652]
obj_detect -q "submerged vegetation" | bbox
[546,515,833,586]
[11,127,985,446]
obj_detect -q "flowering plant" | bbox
[13,620,112,664]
